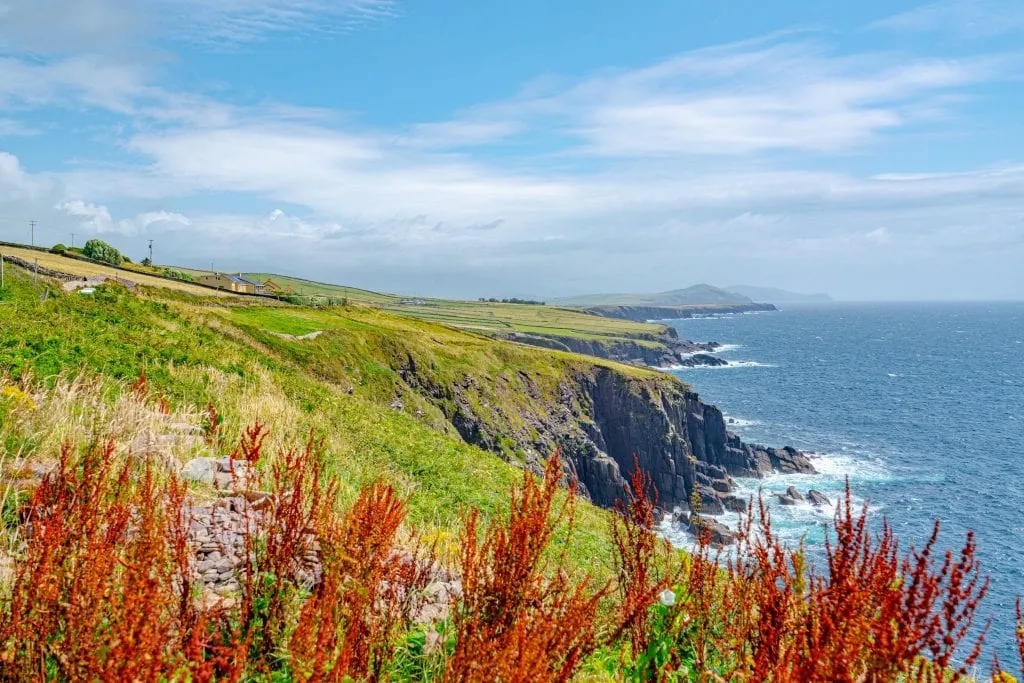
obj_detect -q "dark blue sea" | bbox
[660,302,1024,660]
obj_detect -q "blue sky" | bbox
[0,0,1022,299]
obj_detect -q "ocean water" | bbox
[660,302,1024,659]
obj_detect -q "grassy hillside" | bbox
[554,284,754,307]
[237,269,683,355]
[244,271,401,306]
[0,261,1002,681]
[0,262,636,573]
[0,245,237,298]
[380,299,665,343]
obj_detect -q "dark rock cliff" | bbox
[562,367,814,509]
[395,352,813,514]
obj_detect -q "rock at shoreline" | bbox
[721,495,748,513]
[807,490,831,507]
[786,486,804,502]
[673,510,691,526]
[775,493,800,506]
[674,353,729,368]
[689,515,737,546]
[762,446,817,475]
[695,486,725,515]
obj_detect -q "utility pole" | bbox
[71,233,75,249]
[1,252,4,288]
[148,239,154,265]
[29,220,37,247]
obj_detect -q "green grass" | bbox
[244,272,400,305]
[0,263,642,577]
[380,299,668,345]
[232,269,673,346]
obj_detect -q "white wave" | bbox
[671,360,774,370]
[887,373,900,378]
[713,343,742,353]
[723,415,761,428]
[659,450,895,551]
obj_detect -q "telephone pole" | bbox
[148,239,154,265]
[71,233,75,249]
[29,220,37,247]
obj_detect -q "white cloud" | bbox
[0,19,1021,298]
[166,0,398,45]
[874,0,1024,38]
[0,0,397,53]
[483,39,1003,157]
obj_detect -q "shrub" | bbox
[446,453,618,682]
[82,238,123,266]
[0,411,1012,681]
[50,243,66,254]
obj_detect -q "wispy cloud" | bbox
[407,38,1007,158]
[165,0,399,45]
[0,0,398,54]
[873,0,1024,38]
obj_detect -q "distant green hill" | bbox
[554,283,753,307]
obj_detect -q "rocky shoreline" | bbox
[582,302,778,323]
[499,329,730,369]
[669,484,832,547]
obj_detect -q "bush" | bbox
[82,239,123,266]
[50,243,66,254]
[0,409,1015,681]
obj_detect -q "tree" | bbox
[82,239,123,266]
[50,243,67,254]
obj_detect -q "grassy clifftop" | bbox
[0,263,682,575]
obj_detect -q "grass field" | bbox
[0,238,673,351]
[0,246,237,298]
[381,299,666,343]
[238,269,673,345]
[244,272,400,305]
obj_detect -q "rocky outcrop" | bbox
[807,490,831,507]
[498,331,722,368]
[584,303,778,323]
[689,515,737,547]
[398,354,815,516]
[674,353,728,368]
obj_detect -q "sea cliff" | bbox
[392,350,814,513]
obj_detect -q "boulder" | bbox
[689,515,737,546]
[786,486,804,502]
[807,490,831,507]
[721,495,748,513]
[181,457,218,485]
[676,353,729,368]
[695,486,725,515]
[774,493,799,506]
[710,478,732,494]
[672,510,691,527]
[768,446,816,474]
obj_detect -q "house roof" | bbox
[209,273,259,286]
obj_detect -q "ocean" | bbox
[659,302,1024,659]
